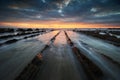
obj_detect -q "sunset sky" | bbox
[0,0,120,28]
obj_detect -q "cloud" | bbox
[0,0,120,26]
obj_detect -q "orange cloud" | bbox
[0,21,120,28]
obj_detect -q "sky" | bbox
[0,0,120,28]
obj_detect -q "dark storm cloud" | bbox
[0,0,120,25]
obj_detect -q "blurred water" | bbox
[67,31,120,80]
[0,31,59,80]
[0,30,120,80]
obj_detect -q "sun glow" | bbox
[0,21,119,28]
